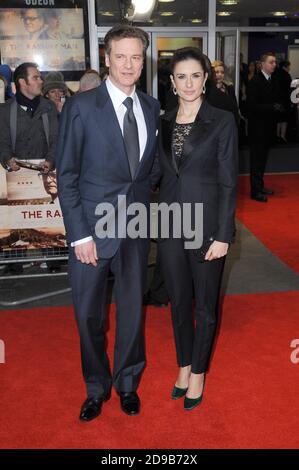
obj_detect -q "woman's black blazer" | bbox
[157,99,238,245]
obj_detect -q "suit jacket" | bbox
[0,96,58,167]
[246,71,281,139]
[56,81,160,258]
[157,99,238,245]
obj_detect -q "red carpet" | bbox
[236,174,299,273]
[1,293,299,449]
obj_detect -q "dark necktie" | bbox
[123,97,140,178]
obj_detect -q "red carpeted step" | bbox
[236,174,299,273]
[0,293,298,448]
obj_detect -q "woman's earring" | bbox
[173,86,177,95]
[202,84,206,95]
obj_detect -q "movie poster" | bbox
[0,1,88,72]
[0,161,66,253]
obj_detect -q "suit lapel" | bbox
[94,82,131,178]
[179,100,215,168]
[161,106,178,174]
[135,91,154,177]
[161,100,215,174]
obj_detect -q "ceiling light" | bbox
[132,0,156,15]
[191,19,202,23]
[101,11,114,16]
[220,0,238,5]
[160,12,175,16]
[272,11,287,17]
[158,0,175,3]
[217,11,232,17]
[160,52,174,57]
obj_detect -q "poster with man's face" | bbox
[0,162,66,252]
[0,7,86,71]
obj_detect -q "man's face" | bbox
[42,172,58,200]
[262,56,277,75]
[105,37,144,94]
[20,67,43,98]
[47,15,60,31]
[22,9,44,34]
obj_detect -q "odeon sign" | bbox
[25,0,55,6]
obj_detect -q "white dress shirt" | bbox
[71,77,148,247]
[261,70,271,81]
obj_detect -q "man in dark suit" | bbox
[56,25,160,421]
[246,52,283,202]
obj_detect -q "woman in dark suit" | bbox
[157,47,238,410]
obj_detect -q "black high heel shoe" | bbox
[184,376,205,411]
[171,385,188,400]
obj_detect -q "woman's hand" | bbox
[205,241,229,261]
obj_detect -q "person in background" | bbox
[0,75,6,103]
[43,71,68,115]
[240,61,257,137]
[211,60,238,106]
[42,71,68,272]
[246,52,283,202]
[0,62,58,274]
[0,64,14,101]
[79,70,101,93]
[276,60,292,143]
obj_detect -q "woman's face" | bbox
[214,65,225,84]
[171,59,208,103]
[47,88,64,103]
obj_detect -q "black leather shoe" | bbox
[143,293,168,308]
[119,392,140,415]
[251,193,268,202]
[79,392,111,422]
[79,397,103,421]
[261,187,274,195]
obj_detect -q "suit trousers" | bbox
[68,237,149,399]
[249,138,270,195]
[160,238,225,374]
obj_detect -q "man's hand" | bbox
[41,160,54,174]
[6,157,20,171]
[205,241,229,261]
[74,239,98,266]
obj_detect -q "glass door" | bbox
[151,31,208,108]
[216,29,240,100]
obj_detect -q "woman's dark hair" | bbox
[104,24,149,56]
[170,47,210,76]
